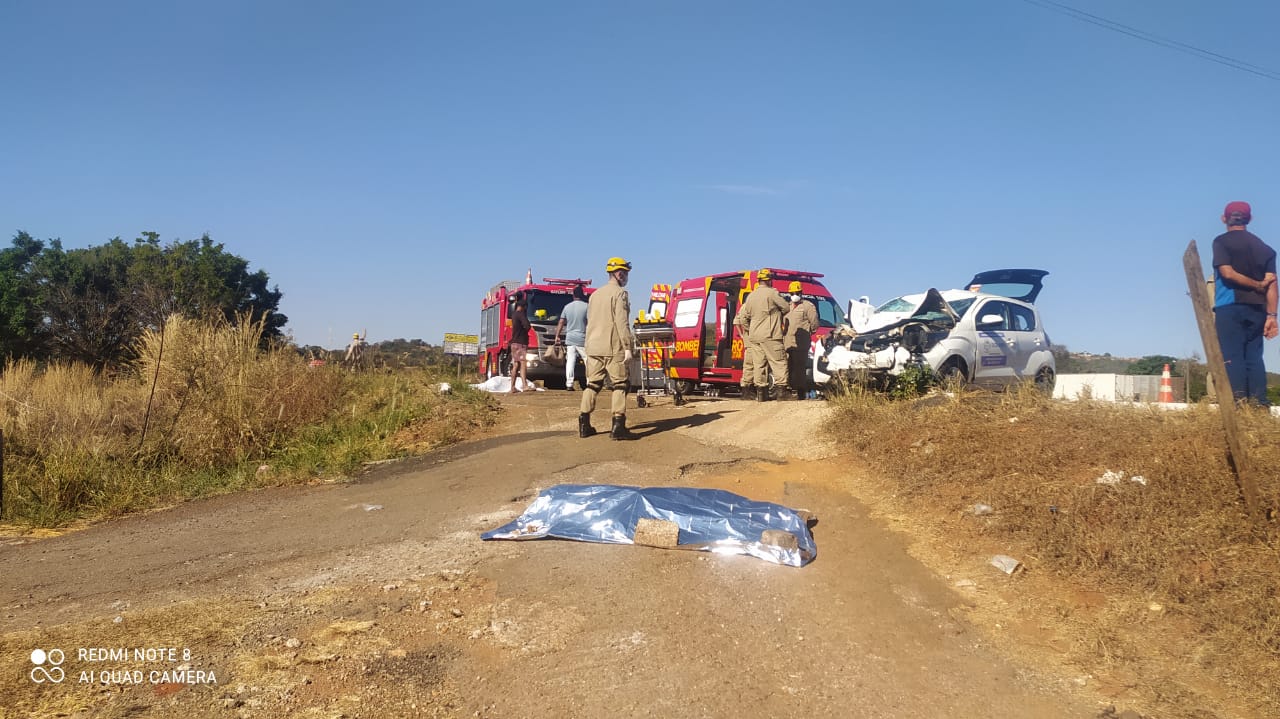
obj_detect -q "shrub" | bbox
[0,316,499,526]
[825,387,1280,712]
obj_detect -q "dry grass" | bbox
[0,599,253,719]
[131,314,343,467]
[0,575,467,719]
[0,315,501,527]
[827,384,1280,716]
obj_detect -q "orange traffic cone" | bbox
[524,268,533,286]
[1159,364,1174,403]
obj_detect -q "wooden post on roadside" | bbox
[1,429,5,520]
[1182,240,1262,524]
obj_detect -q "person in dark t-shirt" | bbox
[508,297,532,393]
[1211,200,1278,405]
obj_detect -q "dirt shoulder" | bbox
[2,391,1150,718]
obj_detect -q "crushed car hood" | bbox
[828,288,960,355]
[859,288,962,333]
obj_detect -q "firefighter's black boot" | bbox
[741,385,756,401]
[610,415,636,440]
[578,412,596,438]
[757,385,771,402]
[778,388,797,401]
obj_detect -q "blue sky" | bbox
[4,0,1279,359]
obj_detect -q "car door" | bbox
[970,299,1018,388]
[1004,301,1044,380]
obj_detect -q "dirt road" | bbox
[1,391,1114,718]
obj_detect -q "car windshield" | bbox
[875,296,917,313]
[873,294,977,319]
[811,296,846,328]
[525,291,574,324]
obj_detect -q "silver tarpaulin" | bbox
[481,484,817,567]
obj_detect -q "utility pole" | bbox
[1183,240,1262,524]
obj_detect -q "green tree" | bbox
[32,238,140,368]
[1171,355,1209,402]
[1125,355,1178,376]
[129,233,286,339]
[11,231,287,369]
[367,338,454,369]
[1051,344,1085,373]
[0,232,46,361]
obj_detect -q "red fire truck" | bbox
[642,268,845,395]
[479,275,594,388]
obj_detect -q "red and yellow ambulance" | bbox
[643,268,845,395]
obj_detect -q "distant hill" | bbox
[1052,350,1135,375]
[298,338,460,370]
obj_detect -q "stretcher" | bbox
[632,320,682,407]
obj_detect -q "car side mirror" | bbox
[977,314,1004,328]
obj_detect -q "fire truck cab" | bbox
[479,277,594,388]
[654,268,845,395]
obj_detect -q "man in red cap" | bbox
[1212,200,1278,405]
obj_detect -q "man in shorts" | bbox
[507,296,531,393]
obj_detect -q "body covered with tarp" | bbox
[481,484,816,567]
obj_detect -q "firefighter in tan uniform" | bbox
[344,332,366,370]
[783,281,819,400]
[734,282,758,400]
[739,268,791,401]
[579,257,637,440]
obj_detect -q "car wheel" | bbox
[1034,366,1056,395]
[936,358,967,386]
[674,379,697,396]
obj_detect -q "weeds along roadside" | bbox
[0,315,500,528]
[825,381,1280,714]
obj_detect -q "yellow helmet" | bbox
[788,281,802,293]
[757,268,772,281]
[605,256,633,273]
[353,333,360,339]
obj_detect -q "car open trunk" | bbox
[963,269,1048,303]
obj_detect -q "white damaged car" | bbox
[813,269,1055,392]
